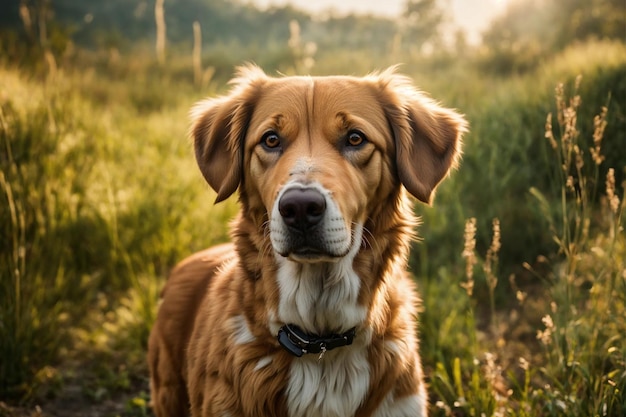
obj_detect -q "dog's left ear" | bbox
[191,65,266,203]
[376,69,467,204]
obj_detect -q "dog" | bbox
[148,64,466,417]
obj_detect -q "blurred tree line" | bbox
[0,0,399,59]
[480,0,626,73]
[0,0,624,73]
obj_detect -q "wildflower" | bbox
[590,106,608,165]
[519,357,529,371]
[488,219,501,255]
[562,105,579,148]
[555,83,565,126]
[484,352,498,384]
[557,77,582,158]
[545,113,557,149]
[483,218,501,292]
[454,397,467,407]
[483,353,510,415]
[510,273,527,304]
[606,168,620,214]
[543,315,554,329]
[574,145,584,170]
[435,400,451,414]
[461,217,477,296]
[536,329,550,345]
[537,314,554,345]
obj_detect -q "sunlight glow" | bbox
[253,0,506,45]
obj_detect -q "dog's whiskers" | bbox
[360,220,385,265]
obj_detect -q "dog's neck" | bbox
[233,191,417,337]
[273,229,367,335]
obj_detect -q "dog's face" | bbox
[248,76,397,262]
[192,65,466,263]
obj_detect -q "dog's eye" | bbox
[261,132,281,151]
[346,131,367,148]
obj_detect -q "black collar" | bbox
[277,324,356,358]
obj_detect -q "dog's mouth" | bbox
[275,228,355,263]
[272,223,355,263]
[284,246,343,264]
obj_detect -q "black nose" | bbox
[278,187,326,231]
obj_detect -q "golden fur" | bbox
[148,65,466,417]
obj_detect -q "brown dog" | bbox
[148,65,466,417]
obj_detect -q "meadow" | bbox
[1,29,625,417]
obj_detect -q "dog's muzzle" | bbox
[270,184,351,260]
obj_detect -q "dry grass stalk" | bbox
[590,106,608,165]
[18,2,33,38]
[484,218,501,292]
[461,217,477,296]
[545,113,558,149]
[287,20,316,74]
[536,314,554,346]
[193,21,202,86]
[554,77,583,179]
[606,168,620,215]
[155,0,166,65]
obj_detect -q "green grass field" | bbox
[1,38,625,416]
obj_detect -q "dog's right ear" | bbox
[191,65,266,203]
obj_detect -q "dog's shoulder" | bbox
[155,243,236,342]
[162,243,235,296]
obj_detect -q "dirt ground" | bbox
[1,367,153,417]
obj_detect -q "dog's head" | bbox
[192,65,466,263]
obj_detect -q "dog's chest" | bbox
[286,346,370,417]
[274,254,367,333]
[274,252,372,416]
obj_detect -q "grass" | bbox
[0,61,237,410]
[0,39,625,416]
[420,62,626,416]
[413,39,626,275]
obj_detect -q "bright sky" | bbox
[251,0,509,44]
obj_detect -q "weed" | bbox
[0,63,235,402]
[425,74,625,416]
[0,80,95,400]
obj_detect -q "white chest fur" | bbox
[274,226,371,417]
[286,344,370,417]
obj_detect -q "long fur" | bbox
[148,65,466,417]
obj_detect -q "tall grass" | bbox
[0,66,236,401]
[415,40,626,276]
[424,71,625,417]
[1,76,99,399]
[526,76,625,416]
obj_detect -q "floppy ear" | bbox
[191,65,266,203]
[376,69,467,204]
